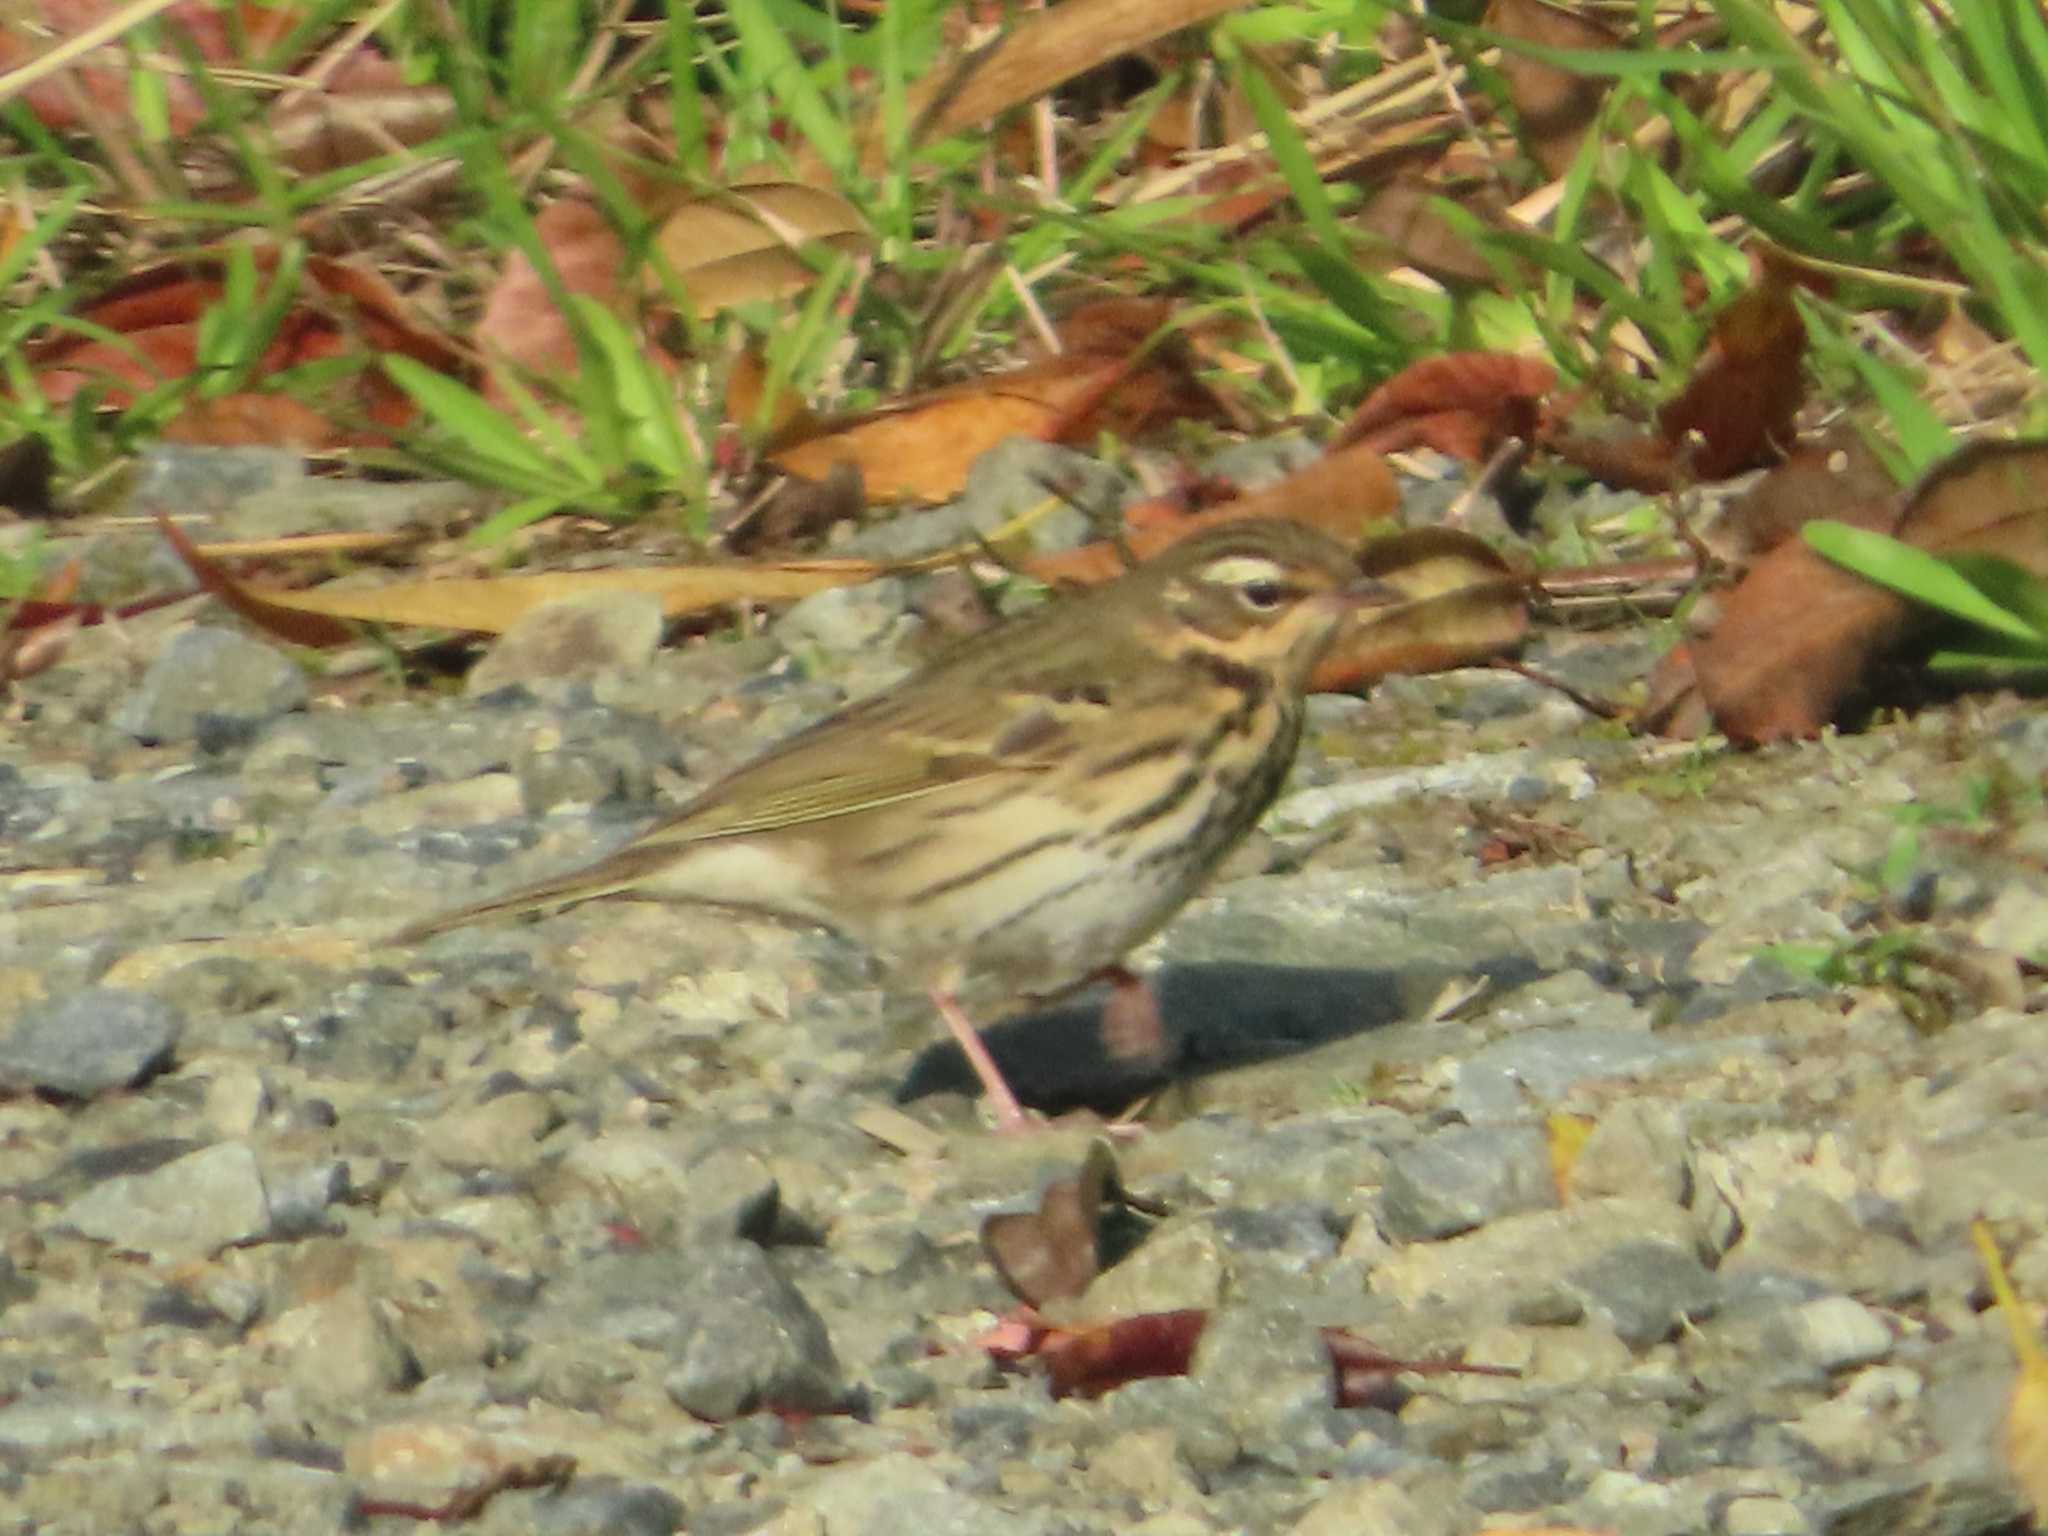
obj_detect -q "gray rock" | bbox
[467,592,665,696]
[771,576,914,659]
[112,626,307,746]
[834,438,1115,561]
[1571,1101,1693,1206]
[1380,1124,1556,1241]
[1564,1240,1721,1350]
[0,989,182,1098]
[1778,1295,1893,1371]
[1190,1304,1351,1474]
[56,1141,271,1260]
[793,1453,1031,1536]
[660,1243,843,1420]
[532,1478,686,1536]
[1451,1021,1756,1122]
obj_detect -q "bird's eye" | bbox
[1238,579,1286,611]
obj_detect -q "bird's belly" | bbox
[835,779,1220,997]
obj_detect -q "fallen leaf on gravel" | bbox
[1026,440,1400,585]
[155,514,899,642]
[1651,438,2048,742]
[1973,1220,2048,1519]
[982,1139,1127,1307]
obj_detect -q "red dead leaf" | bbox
[30,249,455,434]
[155,515,360,648]
[1655,270,1809,481]
[1333,352,1556,461]
[1041,1309,1209,1398]
[476,199,633,401]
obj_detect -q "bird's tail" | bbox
[386,852,658,946]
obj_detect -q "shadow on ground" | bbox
[896,957,1546,1116]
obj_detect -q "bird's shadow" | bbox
[896,957,1543,1116]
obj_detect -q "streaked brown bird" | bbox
[392,517,1391,1129]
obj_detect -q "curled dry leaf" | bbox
[1333,351,1557,463]
[1312,526,1530,691]
[154,514,903,644]
[981,1139,1130,1308]
[1650,437,2048,743]
[652,181,870,319]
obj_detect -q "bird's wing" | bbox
[627,680,1094,848]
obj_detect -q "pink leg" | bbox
[929,988,1032,1132]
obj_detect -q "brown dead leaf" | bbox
[1355,174,1506,289]
[162,393,347,451]
[1333,351,1556,461]
[652,180,870,318]
[1655,266,1809,481]
[1650,438,2048,743]
[156,514,359,647]
[875,0,1252,170]
[982,1140,1125,1308]
[1485,0,1622,178]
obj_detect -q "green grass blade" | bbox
[1804,520,2047,644]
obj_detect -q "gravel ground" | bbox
[1,445,2045,1536]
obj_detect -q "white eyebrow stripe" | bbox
[1199,555,1287,585]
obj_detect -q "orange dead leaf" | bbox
[1973,1221,2048,1518]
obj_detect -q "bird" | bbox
[390,516,1394,1130]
